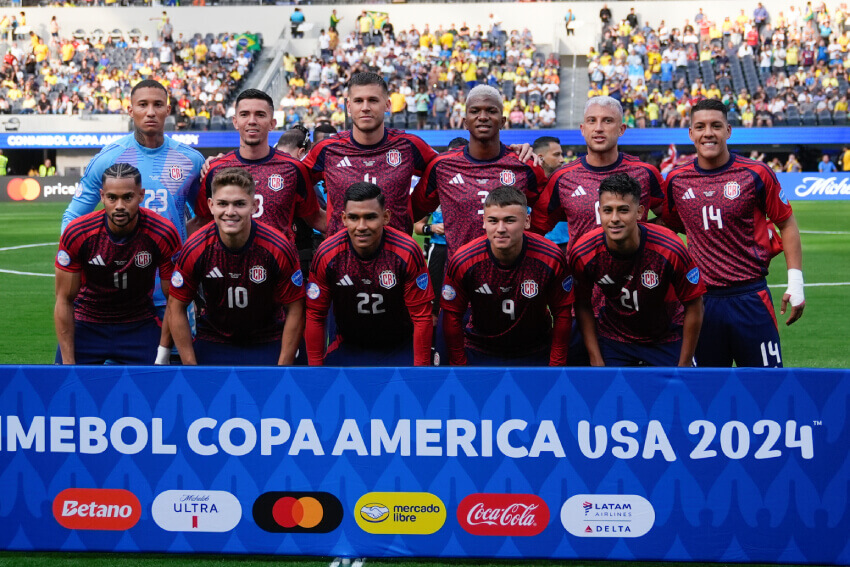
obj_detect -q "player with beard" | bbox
[532,135,569,253]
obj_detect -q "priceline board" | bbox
[0,365,847,563]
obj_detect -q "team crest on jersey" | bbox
[268,174,284,192]
[386,149,402,167]
[291,269,303,286]
[686,267,700,285]
[249,265,267,284]
[723,181,741,200]
[57,250,71,267]
[521,279,538,298]
[500,170,516,186]
[562,275,573,292]
[416,273,429,290]
[169,165,183,181]
[135,251,152,268]
[641,270,659,289]
[307,282,321,299]
[442,284,456,301]
[379,270,397,289]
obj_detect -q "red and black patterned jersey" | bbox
[663,155,793,288]
[411,144,548,258]
[569,224,706,344]
[170,220,304,344]
[307,226,433,347]
[302,129,437,236]
[532,153,664,245]
[196,148,318,244]
[442,232,574,356]
[56,209,180,324]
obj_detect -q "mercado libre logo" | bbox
[6,178,41,201]
[53,488,141,531]
[355,492,446,535]
[252,492,343,533]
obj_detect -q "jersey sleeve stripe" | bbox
[62,214,103,246]
[312,230,348,265]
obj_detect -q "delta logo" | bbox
[457,494,549,536]
[152,490,241,532]
[253,492,343,533]
[561,494,655,538]
[53,488,141,531]
[354,492,445,535]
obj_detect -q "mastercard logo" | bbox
[7,178,41,201]
[253,492,343,533]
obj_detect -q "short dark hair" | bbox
[276,124,311,150]
[315,123,338,136]
[130,79,168,100]
[532,136,560,153]
[348,72,388,95]
[235,88,274,111]
[211,167,255,197]
[484,186,527,209]
[447,136,468,149]
[598,172,641,204]
[344,181,385,208]
[691,98,728,119]
[102,163,141,187]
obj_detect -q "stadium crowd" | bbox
[588,2,850,127]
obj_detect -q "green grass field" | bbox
[0,201,846,567]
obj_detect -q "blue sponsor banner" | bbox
[777,172,850,201]
[0,365,848,563]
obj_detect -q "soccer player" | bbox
[532,96,664,247]
[411,85,547,258]
[441,187,574,366]
[663,98,805,367]
[306,182,434,366]
[302,72,438,236]
[55,163,181,365]
[532,135,570,253]
[196,89,325,244]
[167,168,305,366]
[570,173,706,367]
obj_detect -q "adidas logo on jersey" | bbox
[474,284,493,294]
[336,157,353,168]
[571,186,587,197]
[449,174,465,185]
[88,255,106,266]
[336,275,354,286]
[598,275,615,285]
[682,188,696,200]
[206,267,224,279]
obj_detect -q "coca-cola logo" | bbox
[457,494,549,536]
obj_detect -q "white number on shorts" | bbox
[477,190,490,215]
[701,205,723,230]
[227,286,249,308]
[760,340,781,366]
[356,292,385,314]
[502,298,515,320]
[143,189,169,213]
[619,288,639,311]
[113,273,128,289]
[253,194,264,218]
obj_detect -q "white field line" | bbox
[0,241,58,252]
[0,268,53,277]
[800,230,850,235]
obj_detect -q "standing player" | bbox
[664,99,805,367]
[441,187,574,366]
[570,174,705,367]
[532,135,570,252]
[196,89,325,244]
[55,164,181,364]
[306,182,433,366]
[411,85,548,258]
[532,96,664,246]
[167,168,305,366]
[302,72,438,236]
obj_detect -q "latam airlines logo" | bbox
[253,492,343,533]
[53,488,141,531]
[457,494,549,536]
[561,494,655,538]
[152,490,241,532]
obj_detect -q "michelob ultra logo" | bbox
[355,492,446,535]
[152,490,241,532]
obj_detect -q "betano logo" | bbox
[354,492,445,535]
[52,488,141,531]
[253,492,343,533]
[6,178,40,201]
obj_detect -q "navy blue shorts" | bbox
[324,337,415,366]
[695,279,782,368]
[568,318,590,366]
[194,338,282,366]
[465,347,550,367]
[56,319,160,365]
[598,336,684,367]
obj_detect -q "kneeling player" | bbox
[441,186,574,366]
[569,173,705,366]
[306,182,433,366]
[55,163,180,364]
[167,168,305,365]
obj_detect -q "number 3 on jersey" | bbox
[253,195,264,218]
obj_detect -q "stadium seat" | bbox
[801,111,817,126]
[164,116,176,131]
[785,105,801,126]
[834,112,847,126]
[817,110,833,126]
[209,116,228,131]
[192,116,210,131]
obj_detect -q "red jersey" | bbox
[302,129,437,235]
[306,226,434,365]
[411,144,548,257]
[569,224,706,344]
[532,153,664,245]
[442,232,574,363]
[170,220,304,344]
[196,148,318,244]
[663,155,793,288]
[56,209,180,324]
